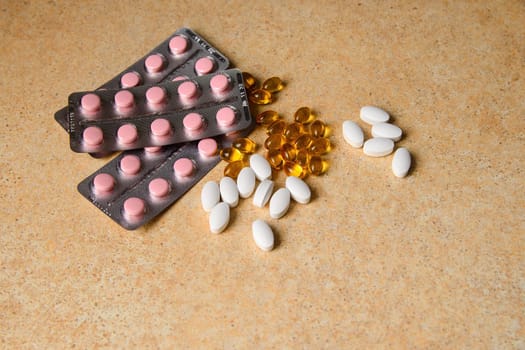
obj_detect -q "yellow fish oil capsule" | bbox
[294,134,313,150]
[266,120,286,135]
[283,122,304,141]
[308,155,328,175]
[280,143,297,162]
[264,134,285,150]
[283,161,307,178]
[256,110,281,125]
[242,72,258,91]
[309,119,326,138]
[308,137,331,155]
[249,88,273,105]
[295,149,310,167]
[262,77,284,93]
[220,147,245,162]
[294,106,315,124]
[232,137,257,154]
[266,149,284,170]
[224,160,246,179]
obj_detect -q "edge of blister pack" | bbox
[55,27,230,131]
[77,119,254,230]
[68,69,250,153]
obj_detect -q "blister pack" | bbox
[77,126,253,230]
[68,69,250,153]
[55,27,230,131]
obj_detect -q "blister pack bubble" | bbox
[77,124,254,230]
[68,69,250,153]
[55,27,230,131]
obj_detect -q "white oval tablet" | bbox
[252,219,274,251]
[253,179,274,208]
[237,167,256,198]
[249,154,272,181]
[360,106,390,125]
[209,202,230,234]
[220,177,239,207]
[342,120,364,148]
[371,122,402,141]
[392,147,411,178]
[363,137,394,157]
[269,188,291,219]
[201,181,220,212]
[285,176,311,204]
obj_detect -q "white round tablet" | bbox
[253,179,274,208]
[252,219,274,251]
[285,176,311,204]
[220,176,239,207]
[249,154,272,181]
[201,181,220,212]
[237,167,256,198]
[392,147,411,178]
[363,137,394,157]
[209,202,230,234]
[371,122,403,141]
[360,106,390,125]
[342,120,364,148]
[269,188,291,219]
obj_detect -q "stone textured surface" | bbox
[1,1,524,348]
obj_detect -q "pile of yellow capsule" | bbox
[259,107,331,178]
[219,107,332,179]
[218,73,331,179]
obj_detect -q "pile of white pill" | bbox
[201,153,311,251]
[343,106,412,177]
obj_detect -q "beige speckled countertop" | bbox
[1,1,524,348]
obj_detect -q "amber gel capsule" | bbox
[232,137,256,154]
[264,134,285,150]
[242,72,258,91]
[280,143,297,162]
[220,147,244,162]
[294,106,315,124]
[308,137,331,155]
[256,110,281,125]
[262,77,284,93]
[283,161,307,179]
[308,155,328,175]
[310,119,326,138]
[266,149,284,170]
[224,160,246,179]
[266,120,286,135]
[295,134,313,150]
[283,122,304,141]
[249,89,273,105]
[295,149,310,167]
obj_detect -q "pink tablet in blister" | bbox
[150,118,172,137]
[197,138,218,157]
[120,72,141,88]
[93,173,115,194]
[195,57,215,75]
[81,94,101,113]
[144,54,165,73]
[146,86,167,105]
[149,178,171,198]
[77,120,255,230]
[120,154,141,175]
[210,73,231,94]
[82,126,104,146]
[55,27,230,131]
[68,69,251,153]
[114,90,135,109]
